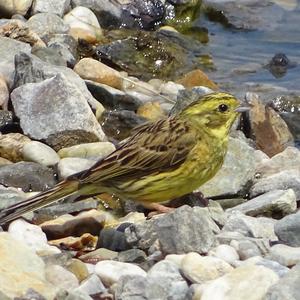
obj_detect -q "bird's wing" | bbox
[77,117,199,184]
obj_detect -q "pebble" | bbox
[64,6,103,43]
[0,0,32,16]
[74,58,122,89]
[79,248,118,263]
[58,142,115,159]
[32,0,70,17]
[45,264,79,291]
[73,274,106,296]
[269,244,300,267]
[228,189,297,218]
[274,211,300,246]
[181,252,233,283]
[0,74,9,108]
[22,141,60,166]
[165,254,186,267]
[194,265,279,300]
[65,258,90,282]
[208,244,240,265]
[8,219,61,255]
[231,239,263,260]
[95,260,147,286]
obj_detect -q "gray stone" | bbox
[0,37,31,86]
[55,289,93,300]
[13,52,103,113]
[48,42,76,67]
[223,212,277,240]
[117,249,147,264]
[113,275,146,300]
[47,34,77,57]
[200,136,256,197]
[265,263,300,300]
[228,189,297,218]
[0,161,56,192]
[73,274,106,296]
[275,211,300,247]
[12,73,105,142]
[27,13,69,38]
[125,206,217,254]
[269,244,300,267]
[32,0,71,17]
[231,239,262,260]
[31,46,68,67]
[250,170,300,199]
[145,260,189,300]
[0,185,27,210]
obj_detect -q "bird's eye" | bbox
[218,104,229,112]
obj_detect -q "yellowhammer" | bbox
[0,92,248,224]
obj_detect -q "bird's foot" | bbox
[140,202,175,217]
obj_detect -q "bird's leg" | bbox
[193,191,210,207]
[140,201,175,216]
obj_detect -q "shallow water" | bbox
[195,1,300,94]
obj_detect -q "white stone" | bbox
[165,253,187,267]
[57,157,96,179]
[269,244,300,267]
[181,252,233,284]
[74,274,106,296]
[208,244,240,264]
[64,6,103,43]
[45,264,79,291]
[195,265,279,300]
[22,141,60,166]
[58,142,115,159]
[8,219,60,255]
[0,0,32,16]
[95,260,147,286]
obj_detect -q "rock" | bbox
[57,157,96,179]
[0,74,9,108]
[79,248,118,264]
[22,141,60,166]
[40,209,109,239]
[95,260,146,286]
[98,227,131,252]
[47,41,76,67]
[0,37,31,86]
[145,260,189,300]
[269,244,300,267]
[208,244,239,265]
[64,6,103,43]
[32,46,68,67]
[0,157,12,166]
[48,233,97,252]
[65,258,89,282]
[176,69,218,90]
[45,264,79,290]
[8,219,61,255]
[58,142,115,159]
[32,0,70,17]
[231,239,264,260]
[181,252,233,283]
[0,133,31,162]
[165,253,186,267]
[125,206,217,254]
[0,110,13,131]
[117,249,147,264]
[74,58,122,89]
[223,212,277,240]
[265,263,300,300]
[55,289,93,300]
[27,13,69,39]
[0,161,56,192]
[0,0,32,16]
[200,136,256,197]
[14,288,47,300]
[275,211,300,246]
[74,274,106,296]
[113,275,147,300]
[12,73,105,141]
[85,80,142,111]
[0,185,27,210]
[251,170,300,199]
[0,232,58,298]
[196,265,279,300]
[228,189,297,218]
[246,92,294,157]
[137,101,165,121]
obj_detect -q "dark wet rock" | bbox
[31,0,71,17]
[46,33,78,58]
[0,110,13,129]
[227,189,297,218]
[265,53,297,78]
[0,37,31,86]
[274,211,300,247]
[98,227,131,252]
[125,205,217,254]
[100,109,147,141]
[0,162,56,192]
[48,42,76,67]
[117,249,147,264]
[26,13,69,39]
[265,263,300,300]
[95,29,208,81]
[85,80,142,111]
[11,73,105,142]
[246,93,294,157]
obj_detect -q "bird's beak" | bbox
[235,104,251,113]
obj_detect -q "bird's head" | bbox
[179,92,247,138]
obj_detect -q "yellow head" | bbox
[180,92,245,138]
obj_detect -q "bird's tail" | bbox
[0,179,80,225]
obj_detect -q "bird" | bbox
[0,92,248,225]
